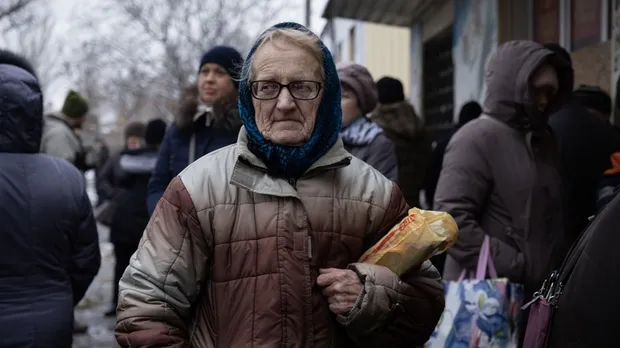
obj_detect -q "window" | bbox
[349,26,356,61]
[570,0,602,50]
[534,0,560,43]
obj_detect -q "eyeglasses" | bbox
[250,80,322,100]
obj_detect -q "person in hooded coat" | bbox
[424,100,482,210]
[0,50,101,347]
[434,40,573,317]
[115,22,443,348]
[147,46,244,215]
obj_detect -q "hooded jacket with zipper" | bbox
[434,41,573,295]
[371,101,431,207]
[147,86,241,215]
[0,62,100,347]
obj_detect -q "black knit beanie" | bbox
[145,119,167,146]
[376,76,405,105]
[199,46,244,87]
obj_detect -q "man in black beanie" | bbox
[371,76,432,209]
[546,44,620,239]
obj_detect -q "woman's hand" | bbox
[317,268,363,315]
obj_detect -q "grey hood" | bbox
[483,40,572,130]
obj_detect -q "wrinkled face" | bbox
[340,84,360,127]
[198,63,236,105]
[530,63,559,114]
[251,39,323,146]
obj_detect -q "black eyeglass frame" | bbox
[249,80,323,100]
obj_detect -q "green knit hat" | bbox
[62,90,89,118]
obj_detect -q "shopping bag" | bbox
[426,236,524,348]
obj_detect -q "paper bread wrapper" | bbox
[359,208,458,276]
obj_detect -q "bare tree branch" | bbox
[0,0,39,32]
[64,0,285,128]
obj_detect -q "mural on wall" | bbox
[409,24,423,116]
[452,0,498,121]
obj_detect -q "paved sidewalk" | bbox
[72,223,119,348]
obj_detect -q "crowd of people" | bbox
[1,20,620,347]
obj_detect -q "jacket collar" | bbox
[231,127,352,197]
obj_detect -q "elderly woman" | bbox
[115,22,443,348]
[337,62,398,181]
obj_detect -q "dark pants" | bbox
[112,242,137,308]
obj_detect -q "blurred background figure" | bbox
[147,46,244,215]
[337,62,398,181]
[98,120,168,316]
[371,76,432,208]
[0,49,100,348]
[546,42,620,239]
[41,90,102,173]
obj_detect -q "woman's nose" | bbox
[276,87,296,112]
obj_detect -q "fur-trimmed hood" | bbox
[175,85,242,135]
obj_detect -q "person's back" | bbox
[0,50,101,347]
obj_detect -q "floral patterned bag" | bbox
[425,236,524,348]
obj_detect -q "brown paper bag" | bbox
[359,208,458,276]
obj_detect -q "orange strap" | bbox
[604,152,620,175]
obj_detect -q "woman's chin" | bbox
[267,131,309,146]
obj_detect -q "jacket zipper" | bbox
[307,235,312,260]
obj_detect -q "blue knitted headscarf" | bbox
[238,22,342,179]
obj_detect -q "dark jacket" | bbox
[0,63,100,347]
[549,102,620,238]
[548,190,620,347]
[371,102,431,208]
[341,116,398,182]
[147,87,241,214]
[434,41,573,296]
[100,147,158,246]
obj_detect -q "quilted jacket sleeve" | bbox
[115,177,212,348]
[341,184,445,347]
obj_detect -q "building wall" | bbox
[524,0,612,92]
[362,23,411,96]
[498,0,532,43]
[321,19,411,96]
[572,41,612,92]
[422,0,454,42]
